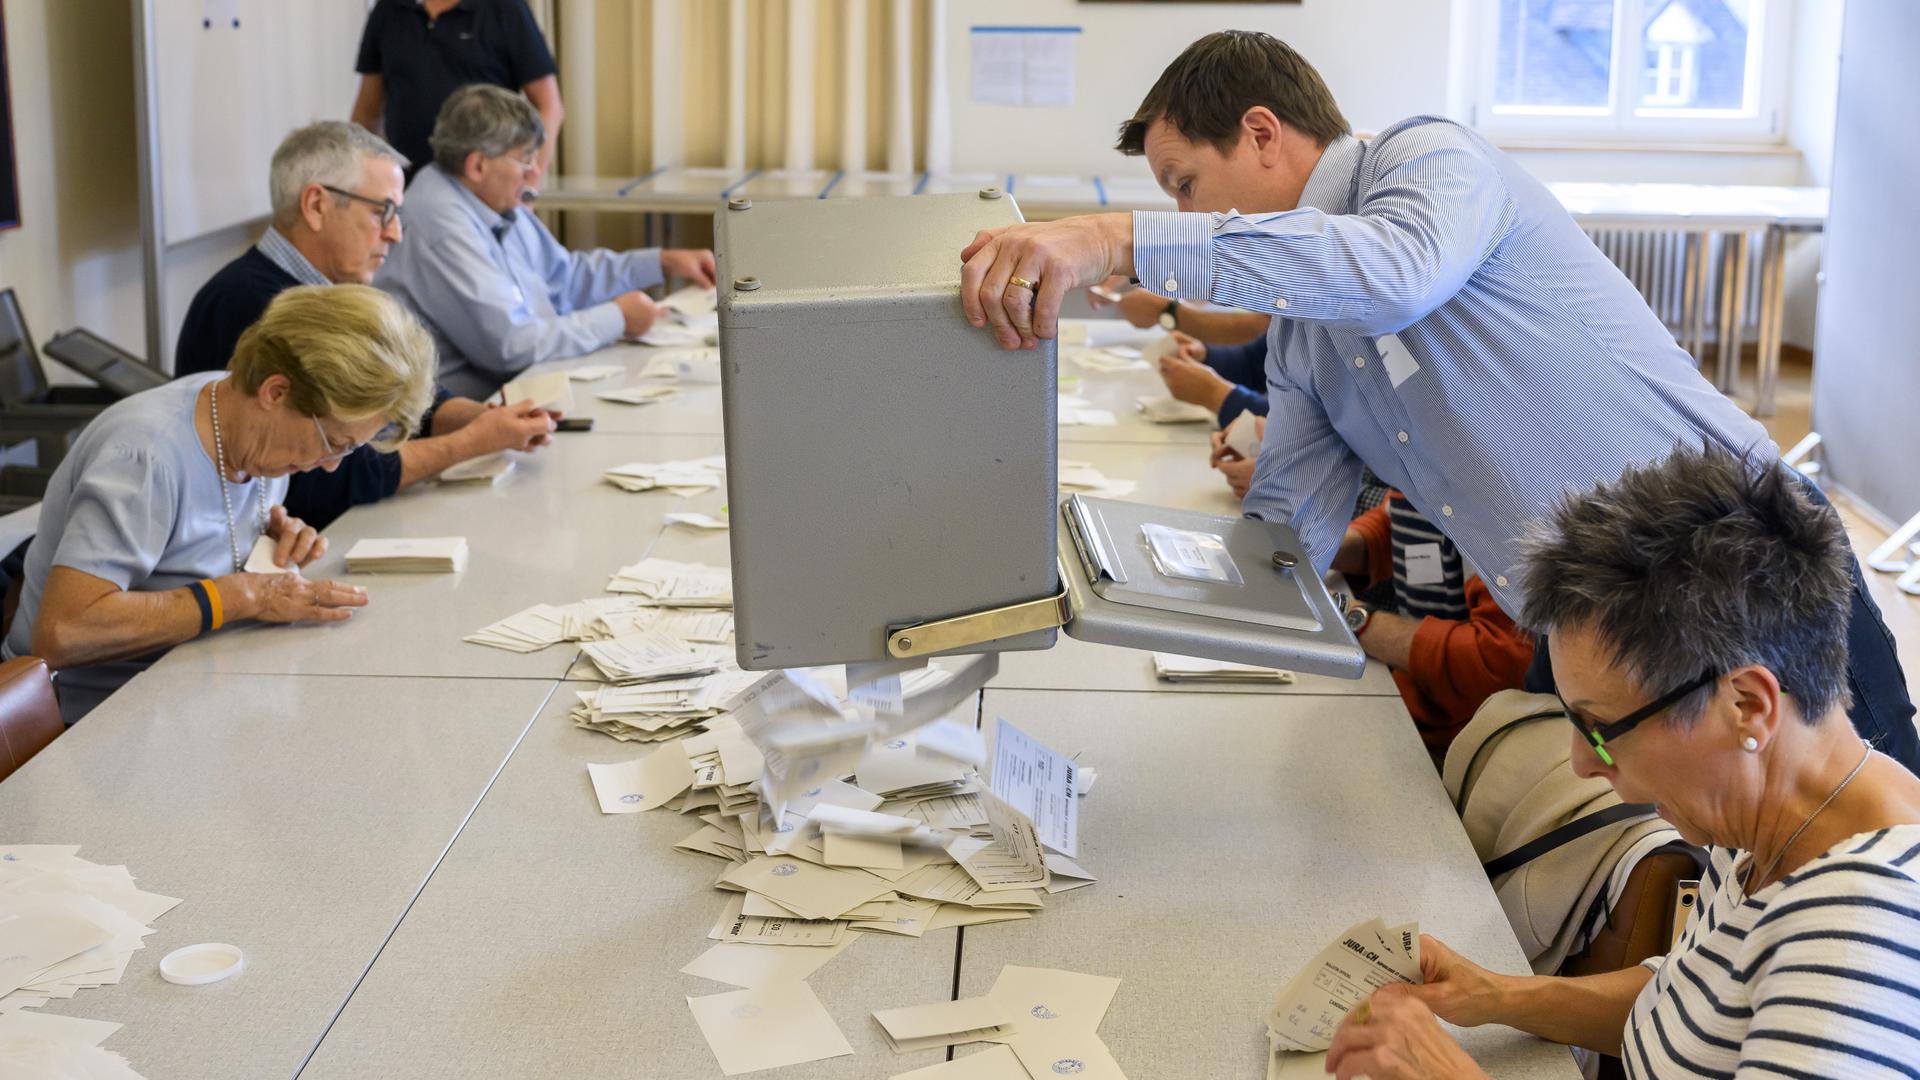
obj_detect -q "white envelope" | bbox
[501,370,575,411]
[873,996,1018,1053]
[889,1045,1027,1079]
[243,535,298,575]
[585,744,694,813]
[680,939,852,989]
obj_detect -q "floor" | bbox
[1737,350,1920,705]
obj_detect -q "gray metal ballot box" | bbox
[715,191,1363,679]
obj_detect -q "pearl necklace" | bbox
[208,381,269,573]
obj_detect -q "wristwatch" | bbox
[1344,601,1373,637]
[1156,300,1181,331]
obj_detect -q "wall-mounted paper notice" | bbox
[969,27,1080,108]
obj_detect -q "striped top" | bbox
[1385,491,1468,622]
[1132,117,1775,617]
[1624,824,1920,1079]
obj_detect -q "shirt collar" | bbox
[1295,134,1363,216]
[432,164,515,238]
[256,226,333,288]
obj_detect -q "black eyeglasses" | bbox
[1561,669,1719,766]
[321,185,400,228]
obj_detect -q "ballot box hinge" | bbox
[886,588,1072,658]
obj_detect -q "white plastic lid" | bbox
[159,943,246,986]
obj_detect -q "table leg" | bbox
[1756,225,1787,418]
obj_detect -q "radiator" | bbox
[1585,228,1764,338]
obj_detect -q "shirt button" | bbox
[1164,277,1178,292]
[1353,356,1366,369]
[1495,575,1509,588]
[1273,296,1289,311]
[1397,431,1409,444]
[1441,505,1453,517]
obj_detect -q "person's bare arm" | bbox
[429,397,489,436]
[350,75,386,134]
[523,75,565,175]
[396,403,557,488]
[1176,307,1270,346]
[1357,610,1417,670]
[29,566,365,669]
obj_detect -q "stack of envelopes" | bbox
[874,965,1128,1079]
[606,558,733,607]
[602,455,726,495]
[577,628,725,686]
[1152,652,1296,684]
[343,537,469,574]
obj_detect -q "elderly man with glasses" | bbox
[176,120,560,529]
[376,84,716,399]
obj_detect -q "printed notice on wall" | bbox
[969,27,1081,108]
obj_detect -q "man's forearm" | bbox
[1180,307,1270,346]
[396,429,483,489]
[1358,610,1418,669]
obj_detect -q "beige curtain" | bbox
[550,0,930,249]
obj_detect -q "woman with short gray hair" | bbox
[3,286,437,722]
[1321,444,1920,1079]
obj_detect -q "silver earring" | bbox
[1743,736,1760,753]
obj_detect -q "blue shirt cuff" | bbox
[587,301,628,345]
[1131,211,1213,301]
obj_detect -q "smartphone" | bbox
[555,416,595,432]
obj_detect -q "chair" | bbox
[0,656,61,781]
[0,288,109,470]
[1560,845,1704,1080]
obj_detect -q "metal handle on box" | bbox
[886,588,1073,659]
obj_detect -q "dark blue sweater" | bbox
[174,247,447,530]
[1203,336,1271,428]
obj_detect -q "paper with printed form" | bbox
[438,451,513,485]
[959,790,1049,892]
[1266,917,1421,1054]
[990,717,1078,856]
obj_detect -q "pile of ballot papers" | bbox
[1056,395,1117,427]
[1058,460,1136,500]
[1152,652,1296,684]
[607,558,733,606]
[602,455,727,495]
[582,660,1108,1076]
[1067,346,1149,374]
[1266,916,1422,1072]
[1135,395,1218,424]
[0,844,182,1078]
[636,285,720,348]
[343,537,469,574]
[438,451,513,485]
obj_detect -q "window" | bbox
[1475,0,1785,141]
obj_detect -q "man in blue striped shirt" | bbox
[958,30,1918,773]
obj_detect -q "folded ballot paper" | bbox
[243,535,298,576]
[1267,917,1422,1061]
[1057,394,1117,427]
[595,384,680,406]
[638,346,722,383]
[500,370,576,412]
[1152,652,1296,684]
[1224,409,1263,459]
[1136,395,1218,424]
[1058,460,1136,500]
[343,537,469,574]
[0,843,182,1078]
[1068,346,1149,374]
[438,451,513,485]
[607,558,733,606]
[602,455,726,495]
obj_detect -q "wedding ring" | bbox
[1007,275,1038,292]
[1349,999,1373,1026]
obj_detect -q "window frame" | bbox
[1469,0,1792,145]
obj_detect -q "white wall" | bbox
[939,0,1458,177]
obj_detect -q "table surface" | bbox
[0,670,557,1080]
[14,321,1576,1080]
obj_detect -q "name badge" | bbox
[1375,333,1420,389]
[1403,542,1445,586]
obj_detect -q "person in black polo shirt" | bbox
[176,121,559,529]
[351,0,563,177]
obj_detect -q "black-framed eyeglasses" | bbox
[1560,669,1719,766]
[321,185,400,228]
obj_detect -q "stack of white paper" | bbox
[438,451,513,485]
[0,842,182,1070]
[1057,394,1117,427]
[595,384,680,406]
[1267,917,1421,1061]
[606,558,733,607]
[463,603,569,652]
[1136,395,1218,424]
[572,667,763,742]
[1058,460,1137,500]
[343,537,469,574]
[501,370,576,412]
[661,284,718,318]
[578,629,724,685]
[637,321,717,349]
[1068,346,1148,374]
[566,363,625,381]
[602,455,726,495]
[1152,653,1296,684]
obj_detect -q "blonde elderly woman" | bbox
[1324,444,1920,1079]
[2,285,435,722]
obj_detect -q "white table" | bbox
[0,670,557,1080]
[959,690,1577,1078]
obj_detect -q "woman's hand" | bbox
[1325,985,1489,1080]
[266,505,326,568]
[1215,454,1255,499]
[1158,354,1233,411]
[229,573,368,624]
[1403,935,1509,1028]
